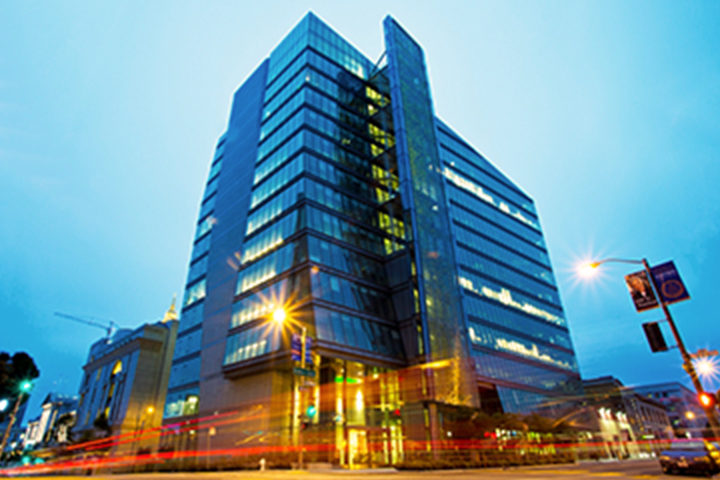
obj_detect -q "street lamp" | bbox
[694,357,718,380]
[272,307,287,325]
[270,306,311,469]
[134,405,156,460]
[582,257,720,438]
[0,380,33,455]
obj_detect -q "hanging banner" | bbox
[650,261,691,306]
[291,333,313,365]
[625,270,659,312]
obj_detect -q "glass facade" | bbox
[438,122,580,414]
[163,11,581,465]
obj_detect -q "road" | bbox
[13,459,691,480]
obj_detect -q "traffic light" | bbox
[699,392,716,409]
[305,405,317,418]
[642,322,668,353]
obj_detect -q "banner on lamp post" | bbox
[650,261,691,306]
[625,270,659,312]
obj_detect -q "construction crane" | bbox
[54,312,118,340]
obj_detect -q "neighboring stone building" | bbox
[22,393,77,450]
[633,382,707,438]
[74,302,178,454]
[583,376,674,458]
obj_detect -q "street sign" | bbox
[291,333,313,365]
[625,270,659,312]
[650,261,691,306]
[293,367,316,378]
[691,348,719,359]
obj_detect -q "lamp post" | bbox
[585,257,720,438]
[0,381,33,456]
[272,307,309,470]
[134,405,155,457]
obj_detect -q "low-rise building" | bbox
[74,302,178,454]
[22,393,78,450]
[583,376,674,458]
[633,382,706,438]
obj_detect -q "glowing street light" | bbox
[0,399,8,412]
[581,256,720,438]
[695,357,718,379]
[272,307,287,325]
[265,303,310,469]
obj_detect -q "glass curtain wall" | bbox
[222,13,407,465]
[438,122,582,414]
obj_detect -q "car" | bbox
[659,440,720,477]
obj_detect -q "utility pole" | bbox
[639,259,720,438]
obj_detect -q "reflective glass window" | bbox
[203,176,220,201]
[456,246,558,298]
[308,235,387,285]
[199,194,216,220]
[463,294,571,346]
[174,329,203,358]
[440,146,535,216]
[459,273,565,327]
[178,303,204,334]
[452,216,549,266]
[167,356,201,390]
[183,279,206,308]
[236,239,307,294]
[191,234,212,262]
[164,386,200,419]
[314,306,403,357]
[468,323,577,372]
[473,349,575,391]
[310,270,393,319]
[306,206,386,255]
[447,186,544,246]
[195,215,215,240]
[224,322,282,365]
[187,255,208,284]
[444,168,538,231]
[242,209,305,264]
[251,156,304,208]
[231,272,310,328]
[247,180,305,235]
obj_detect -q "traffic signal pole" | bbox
[0,391,25,456]
[298,325,307,470]
[641,259,720,439]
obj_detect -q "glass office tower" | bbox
[163,13,580,466]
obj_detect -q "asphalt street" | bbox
[18,459,703,480]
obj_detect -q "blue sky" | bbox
[2,1,720,417]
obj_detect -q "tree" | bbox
[0,351,40,422]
